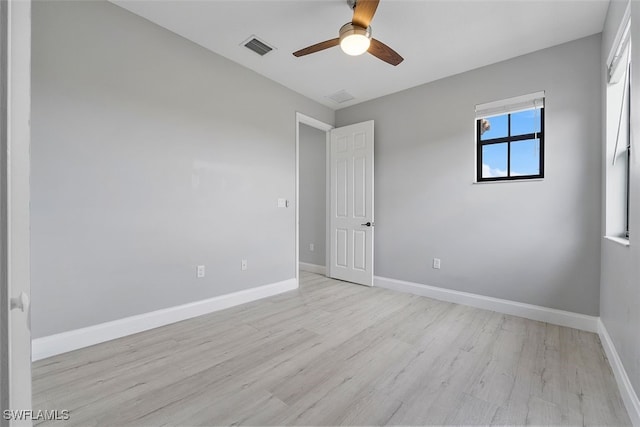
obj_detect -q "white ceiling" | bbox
[112,0,610,110]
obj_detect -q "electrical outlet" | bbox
[433,258,441,269]
[196,265,205,278]
[309,243,315,252]
[241,259,248,271]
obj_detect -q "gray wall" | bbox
[31,1,333,338]
[336,35,602,316]
[600,0,640,400]
[299,124,326,267]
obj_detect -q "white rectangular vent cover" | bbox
[242,35,275,56]
[327,90,355,104]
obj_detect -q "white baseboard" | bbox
[598,319,640,426]
[374,276,599,333]
[32,278,298,361]
[299,262,326,275]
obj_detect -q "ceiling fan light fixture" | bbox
[339,23,371,56]
[292,1,403,66]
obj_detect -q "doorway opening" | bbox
[298,123,329,275]
[295,113,332,284]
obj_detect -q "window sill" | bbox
[604,236,630,247]
[473,178,544,185]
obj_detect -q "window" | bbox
[475,92,545,182]
[621,62,631,239]
[605,12,630,240]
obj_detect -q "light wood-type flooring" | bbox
[33,271,631,426]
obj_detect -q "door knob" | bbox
[361,222,374,227]
[10,292,29,312]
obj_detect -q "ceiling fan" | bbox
[292,0,403,66]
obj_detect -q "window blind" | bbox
[608,5,632,164]
[475,91,545,119]
[607,8,630,84]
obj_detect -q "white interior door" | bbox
[329,120,374,286]
[2,1,32,424]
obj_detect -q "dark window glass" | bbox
[480,114,508,140]
[510,110,541,135]
[482,143,508,178]
[476,107,544,181]
[510,139,540,176]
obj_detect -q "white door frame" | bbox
[295,113,333,284]
[2,0,32,424]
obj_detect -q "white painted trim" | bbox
[325,130,331,279]
[604,235,631,247]
[297,112,334,132]
[32,278,298,361]
[295,112,333,286]
[473,178,544,185]
[374,276,599,333]
[299,262,326,275]
[295,115,300,286]
[598,319,640,426]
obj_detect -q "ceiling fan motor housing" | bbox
[339,23,371,40]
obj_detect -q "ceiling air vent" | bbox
[242,35,275,56]
[327,90,355,104]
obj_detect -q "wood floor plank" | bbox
[32,272,632,426]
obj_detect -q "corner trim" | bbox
[374,276,599,333]
[299,262,326,275]
[598,319,640,426]
[32,278,298,361]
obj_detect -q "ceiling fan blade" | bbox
[352,0,380,28]
[368,38,403,66]
[293,38,340,57]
